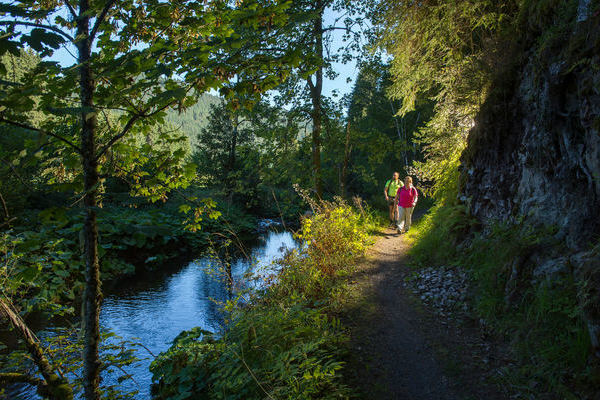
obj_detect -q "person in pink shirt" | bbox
[394,176,418,234]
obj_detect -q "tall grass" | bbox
[405,201,475,267]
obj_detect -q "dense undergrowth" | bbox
[0,196,257,319]
[150,197,378,400]
[406,202,598,398]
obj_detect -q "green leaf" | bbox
[21,28,65,54]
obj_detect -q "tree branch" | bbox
[94,113,142,162]
[0,297,73,400]
[0,79,23,87]
[94,82,197,161]
[62,0,78,20]
[90,0,118,40]
[0,372,46,388]
[0,157,27,185]
[0,217,16,229]
[0,190,9,221]
[306,75,315,91]
[0,21,74,42]
[322,26,354,33]
[0,190,13,228]
[0,118,81,154]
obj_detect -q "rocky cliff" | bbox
[459,2,600,357]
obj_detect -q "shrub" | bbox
[299,202,372,276]
[150,196,375,400]
[150,306,350,400]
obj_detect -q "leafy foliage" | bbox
[345,60,433,202]
[150,194,377,400]
[0,325,146,400]
[190,98,312,219]
[375,0,520,199]
[298,201,372,277]
[405,202,475,267]
[2,207,199,314]
[194,101,253,187]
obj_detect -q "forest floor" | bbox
[342,223,512,400]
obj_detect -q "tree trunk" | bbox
[308,3,324,198]
[340,122,351,198]
[0,298,73,400]
[77,2,102,399]
[389,99,409,169]
[226,114,239,204]
[228,114,238,174]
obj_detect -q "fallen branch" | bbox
[0,297,74,400]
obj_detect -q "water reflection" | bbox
[4,230,296,399]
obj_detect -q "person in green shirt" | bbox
[384,172,403,226]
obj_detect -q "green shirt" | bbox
[385,179,403,197]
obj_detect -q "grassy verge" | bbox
[150,198,380,399]
[404,202,598,398]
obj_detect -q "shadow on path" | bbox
[343,222,509,400]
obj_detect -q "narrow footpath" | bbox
[343,225,510,400]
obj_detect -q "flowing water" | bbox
[3,229,297,399]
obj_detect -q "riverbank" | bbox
[149,202,521,400]
[2,229,298,400]
[148,202,599,400]
[150,198,379,399]
[0,200,264,319]
[0,198,292,399]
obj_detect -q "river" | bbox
[4,229,297,399]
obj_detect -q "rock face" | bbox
[461,30,600,250]
[459,9,600,357]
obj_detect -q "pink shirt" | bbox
[397,186,418,208]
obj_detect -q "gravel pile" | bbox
[404,266,470,317]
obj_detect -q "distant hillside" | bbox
[165,93,222,149]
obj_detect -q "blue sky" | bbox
[321,6,364,100]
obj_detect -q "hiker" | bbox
[384,172,403,226]
[395,176,418,234]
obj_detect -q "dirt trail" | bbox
[344,226,508,400]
